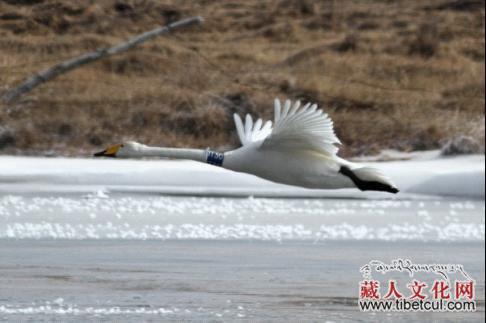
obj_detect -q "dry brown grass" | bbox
[0,0,484,157]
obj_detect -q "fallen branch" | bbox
[2,16,203,103]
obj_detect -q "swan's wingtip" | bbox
[93,150,104,157]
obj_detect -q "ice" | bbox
[0,151,483,198]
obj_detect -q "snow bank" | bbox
[0,151,483,198]
[369,151,484,198]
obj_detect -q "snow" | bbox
[0,151,483,198]
[369,151,484,198]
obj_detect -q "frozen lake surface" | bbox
[0,154,484,321]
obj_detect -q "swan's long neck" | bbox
[136,146,225,166]
[139,146,204,160]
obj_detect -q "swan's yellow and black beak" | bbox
[94,144,121,157]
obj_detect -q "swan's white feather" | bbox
[233,114,246,145]
[233,98,341,156]
[233,114,272,146]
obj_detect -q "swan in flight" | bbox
[94,99,398,193]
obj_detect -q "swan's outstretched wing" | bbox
[233,113,273,146]
[261,98,341,156]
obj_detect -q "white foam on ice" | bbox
[0,305,176,315]
[2,222,483,241]
[1,195,483,241]
[0,299,247,318]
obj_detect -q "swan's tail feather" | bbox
[339,166,399,194]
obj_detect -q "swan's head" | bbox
[93,141,144,158]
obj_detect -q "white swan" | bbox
[94,98,398,193]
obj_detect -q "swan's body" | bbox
[225,147,352,189]
[95,99,398,193]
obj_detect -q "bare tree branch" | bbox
[2,16,203,103]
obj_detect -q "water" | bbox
[0,193,484,322]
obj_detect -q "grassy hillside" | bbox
[0,0,484,156]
